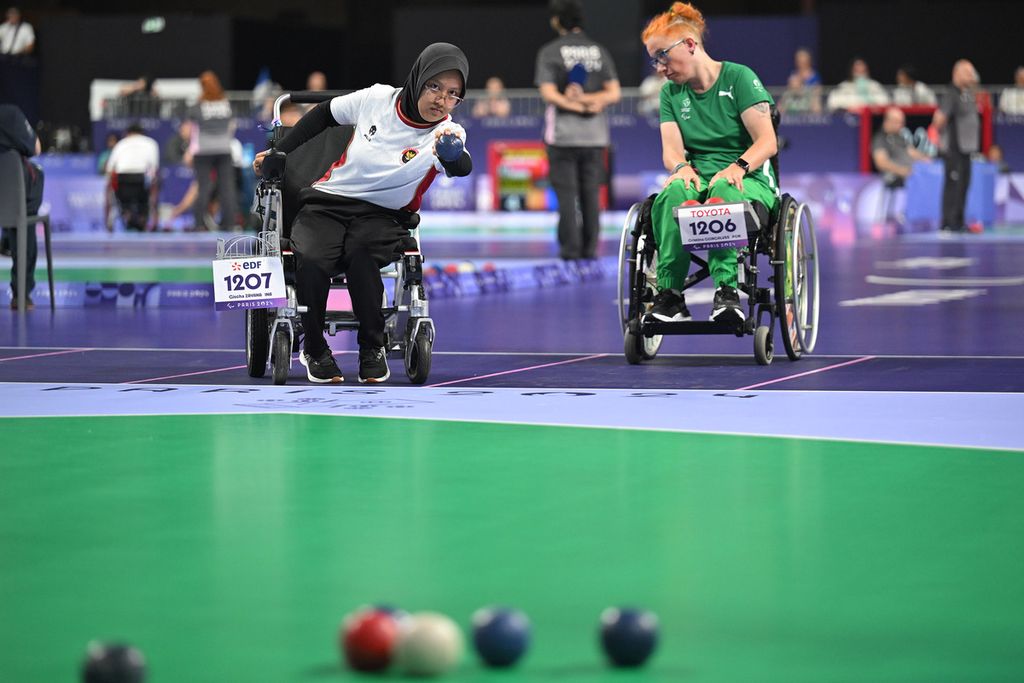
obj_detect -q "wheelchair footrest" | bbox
[641,319,746,336]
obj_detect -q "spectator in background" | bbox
[998,66,1024,115]
[827,58,889,111]
[791,48,820,86]
[306,70,327,92]
[872,107,929,186]
[893,65,936,106]
[162,120,192,165]
[117,75,160,118]
[0,103,43,309]
[472,76,512,118]
[638,67,667,115]
[96,131,120,175]
[987,144,1010,174]
[0,7,33,56]
[932,59,980,233]
[779,73,822,114]
[535,0,620,261]
[105,123,160,231]
[188,70,238,231]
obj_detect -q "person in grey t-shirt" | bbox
[534,0,620,260]
[187,70,237,231]
[932,59,980,233]
[871,107,930,187]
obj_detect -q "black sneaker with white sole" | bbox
[358,347,391,384]
[647,289,692,322]
[299,349,344,383]
[710,285,745,326]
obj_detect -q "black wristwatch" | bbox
[734,157,751,174]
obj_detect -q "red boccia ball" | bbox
[340,610,400,672]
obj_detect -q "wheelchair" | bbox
[243,91,434,385]
[616,185,820,366]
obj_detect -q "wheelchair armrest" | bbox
[261,149,287,182]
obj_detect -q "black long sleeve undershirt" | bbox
[275,100,338,154]
[439,151,472,177]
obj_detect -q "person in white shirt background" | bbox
[105,124,160,231]
[0,6,33,56]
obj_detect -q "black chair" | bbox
[0,149,54,311]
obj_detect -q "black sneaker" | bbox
[647,289,691,322]
[710,285,745,326]
[358,347,391,384]
[299,348,344,384]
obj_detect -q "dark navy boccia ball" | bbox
[599,607,658,667]
[81,642,146,683]
[435,133,464,162]
[472,606,530,667]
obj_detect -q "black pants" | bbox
[546,145,604,260]
[2,160,43,295]
[193,153,237,231]
[113,173,149,231]
[941,150,971,231]
[289,191,412,356]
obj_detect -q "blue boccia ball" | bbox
[599,607,658,667]
[472,607,530,667]
[435,133,464,162]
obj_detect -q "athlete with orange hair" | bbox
[642,2,778,326]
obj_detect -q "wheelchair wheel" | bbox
[754,325,774,366]
[774,196,820,360]
[271,327,290,385]
[405,330,432,384]
[245,308,270,378]
[619,202,663,362]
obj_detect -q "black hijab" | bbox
[399,42,469,125]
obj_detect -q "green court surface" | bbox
[1,414,1022,682]
[43,266,212,283]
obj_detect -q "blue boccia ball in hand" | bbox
[435,133,464,162]
[472,606,530,667]
[599,607,659,667]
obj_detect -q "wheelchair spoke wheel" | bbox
[791,201,820,354]
[617,202,641,331]
[774,196,802,361]
[245,308,270,378]
[271,326,291,385]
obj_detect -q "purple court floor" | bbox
[2,234,1023,449]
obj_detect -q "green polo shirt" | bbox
[660,61,777,186]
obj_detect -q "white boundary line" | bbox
[0,408,1020,453]
[3,346,1024,360]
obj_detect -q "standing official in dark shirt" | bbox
[932,59,980,233]
[535,0,620,261]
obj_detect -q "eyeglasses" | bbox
[650,37,688,68]
[424,81,464,107]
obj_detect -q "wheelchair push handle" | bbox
[272,91,346,122]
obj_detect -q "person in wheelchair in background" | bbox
[105,123,160,231]
[642,2,778,327]
[253,43,471,384]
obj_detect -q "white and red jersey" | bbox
[314,84,464,212]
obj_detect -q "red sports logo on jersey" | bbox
[401,148,418,164]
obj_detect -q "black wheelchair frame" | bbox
[617,191,820,365]
[617,105,819,366]
[243,91,435,385]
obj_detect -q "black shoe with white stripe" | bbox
[299,349,344,384]
[710,285,745,326]
[358,347,391,384]
[647,289,692,322]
